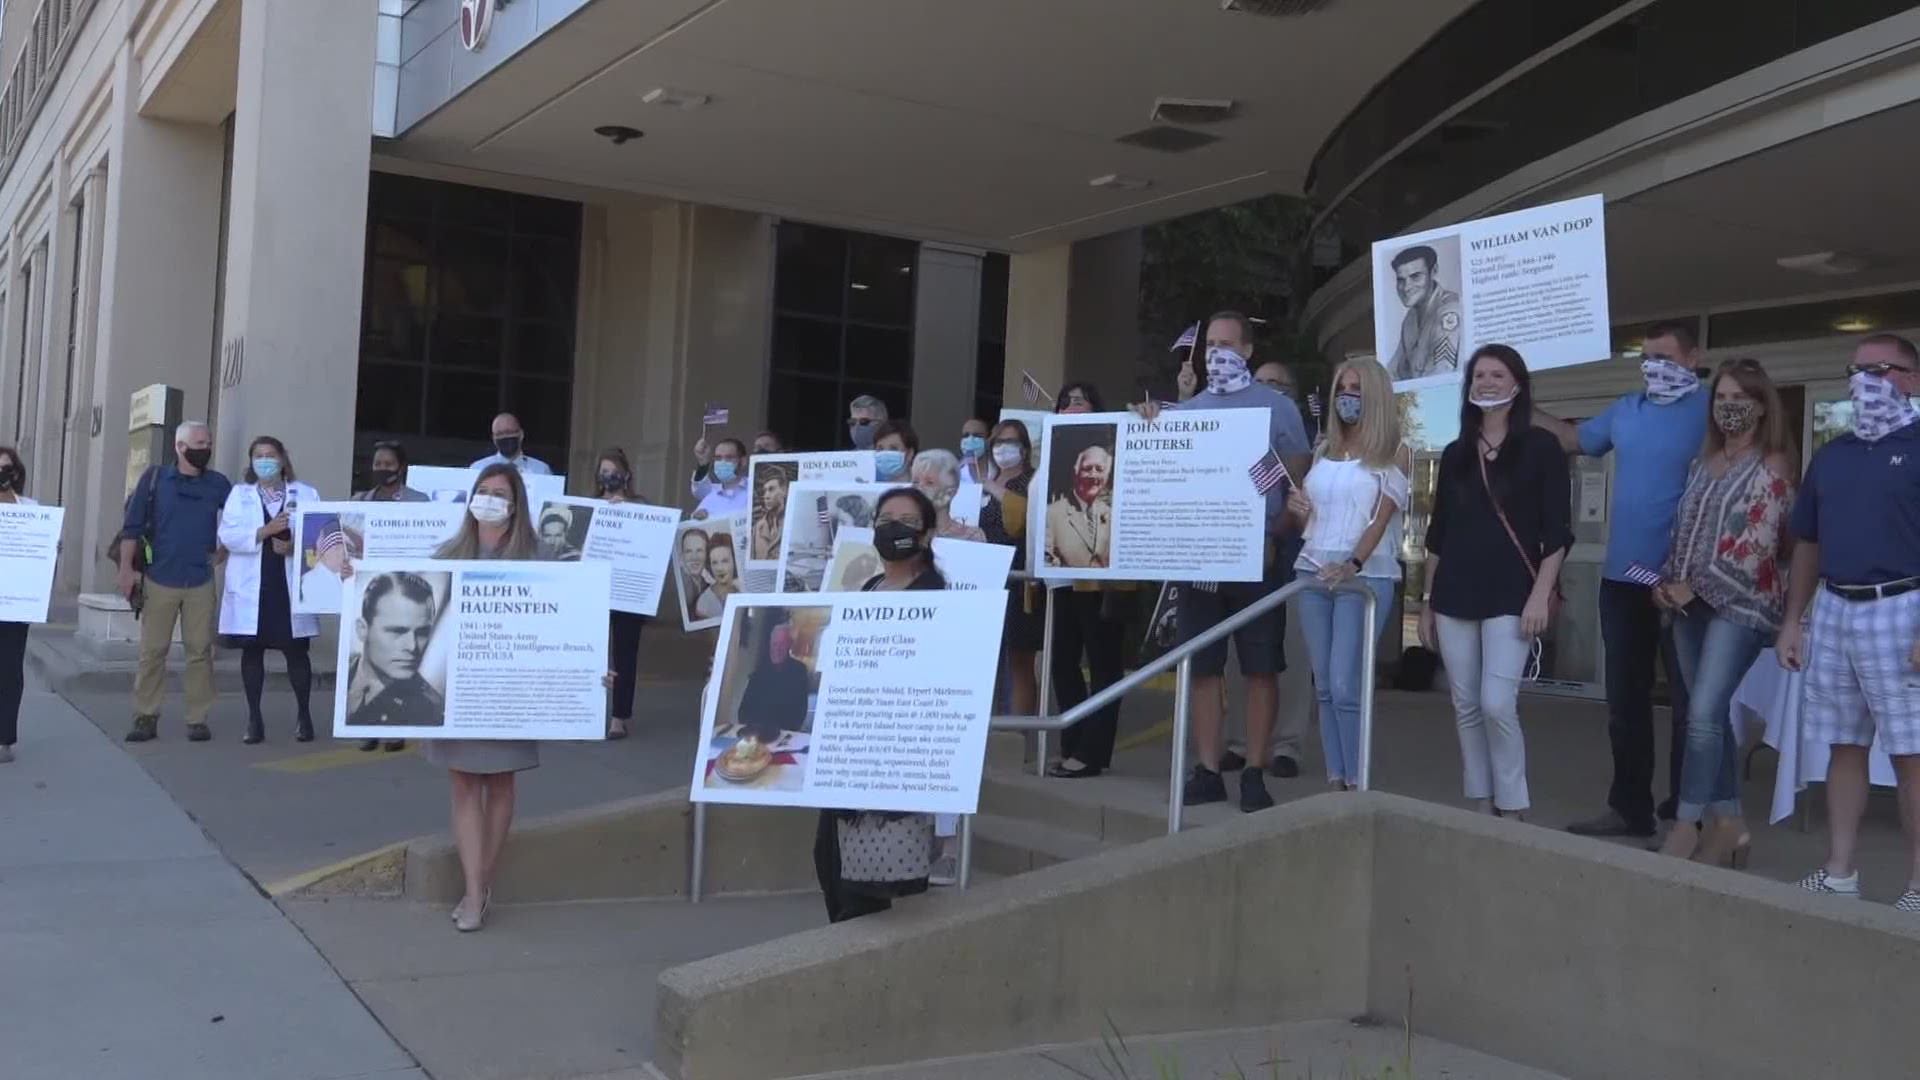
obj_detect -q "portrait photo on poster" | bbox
[700,603,834,793]
[341,569,452,730]
[674,512,749,631]
[746,459,799,566]
[296,511,362,614]
[1042,422,1116,570]
[776,484,883,593]
[1379,234,1465,387]
[535,500,592,562]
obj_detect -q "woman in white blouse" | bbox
[1286,360,1411,791]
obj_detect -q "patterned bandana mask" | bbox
[1205,346,1252,395]
[1848,370,1919,442]
[1641,358,1699,405]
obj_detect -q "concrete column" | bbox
[1066,229,1143,409]
[1003,244,1070,406]
[80,52,225,591]
[909,243,983,442]
[212,0,377,496]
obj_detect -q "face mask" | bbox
[991,443,1024,469]
[1334,393,1363,425]
[371,469,399,489]
[712,460,738,484]
[849,422,877,450]
[252,458,281,481]
[1712,400,1758,435]
[875,450,907,480]
[873,519,924,562]
[1204,346,1252,395]
[598,471,626,493]
[921,485,954,509]
[1641,358,1699,405]
[181,447,212,471]
[0,464,17,491]
[1469,388,1518,410]
[468,493,512,525]
[960,435,986,458]
[1848,370,1919,442]
[493,434,523,458]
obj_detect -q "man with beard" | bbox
[1386,245,1462,381]
[345,572,444,729]
[1045,444,1113,569]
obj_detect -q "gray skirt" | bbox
[425,739,539,775]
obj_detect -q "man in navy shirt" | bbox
[1535,322,1710,841]
[117,421,233,743]
[1780,334,1920,910]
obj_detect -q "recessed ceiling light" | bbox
[641,88,710,109]
[1151,97,1236,125]
[594,125,643,145]
[1090,174,1152,191]
[850,282,870,291]
[1833,315,1876,332]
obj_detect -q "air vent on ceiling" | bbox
[1152,97,1237,126]
[1115,125,1219,154]
[1220,0,1340,16]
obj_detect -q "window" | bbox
[356,172,581,482]
[1707,289,1920,350]
[768,222,917,450]
[974,253,1009,424]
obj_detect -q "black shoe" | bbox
[295,716,315,743]
[383,740,406,752]
[242,719,264,746]
[1565,809,1655,838]
[1240,767,1275,813]
[186,723,212,743]
[125,716,158,743]
[1218,750,1247,773]
[1269,755,1300,779]
[1047,761,1104,779]
[359,739,379,752]
[1182,766,1227,806]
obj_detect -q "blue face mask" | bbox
[875,450,907,480]
[960,435,986,458]
[253,458,281,481]
[712,460,738,484]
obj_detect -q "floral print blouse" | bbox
[1662,451,1794,633]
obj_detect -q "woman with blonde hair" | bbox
[1286,359,1411,790]
[910,449,986,542]
[1655,357,1796,866]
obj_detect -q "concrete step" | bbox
[969,812,1110,877]
[979,770,1168,844]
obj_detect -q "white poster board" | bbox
[408,465,566,511]
[673,511,752,631]
[291,501,466,615]
[0,503,62,623]
[1031,409,1267,582]
[773,481,887,593]
[534,495,682,616]
[744,452,876,571]
[1372,193,1609,390]
[823,528,1014,594]
[689,590,1005,814]
[333,558,610,740]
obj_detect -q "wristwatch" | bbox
[1348,557,1365,572]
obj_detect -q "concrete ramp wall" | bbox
[655,793,1920,1080]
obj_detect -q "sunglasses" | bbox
[1847,362,1916,378]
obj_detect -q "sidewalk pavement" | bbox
[0,680,420,1080]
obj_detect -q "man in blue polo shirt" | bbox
[117,421,233,743]
[1781,333,1920,910]
[1535,322,1710,840]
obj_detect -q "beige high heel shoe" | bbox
[1659,820,1702,860]
[1697,818,1751,869]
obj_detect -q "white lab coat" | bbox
[218,481,321,639]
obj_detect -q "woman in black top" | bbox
[1418,344,1571,820]
[815,488,946,922]
[979,419,1040,715]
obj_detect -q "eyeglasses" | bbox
[1847,362,1916,378]
[848,418,876,428]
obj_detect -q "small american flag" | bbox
[1623,562,1663,587]
[816,495,831,527]
[1020,370,1051,405]
[1248,447,1290,496]
[702,402,729,426]
[1307,392,1322,418]
[1169,322,1199,352]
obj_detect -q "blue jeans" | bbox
[1667,601,1768,823]
[1297,576,1397,785]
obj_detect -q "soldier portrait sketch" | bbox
[1386,240,1463,382]
[343,570,449,728]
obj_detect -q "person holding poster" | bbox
[355,440,430,503]
[217,437,323,745]
[1418,345,1571,821]
[1385,244,1463,382]
[814,487,948,921]
[912,450,986,543]
[1286,360,1412,793]
[691,437,752,520]
[595,448,650,740]
[979,419,1042,717]
[350,439,427,752]
[1137,312,1312,812]
[958,418,992,484]
[0,446,40,762]
[469,412,553,476]
[874,420,918,484]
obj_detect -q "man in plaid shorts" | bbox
[1778,333,1920,909]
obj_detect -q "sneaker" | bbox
[1798,868,1861,898]
[1895,890,1920,914]
[186,723,212,743]
[1566,809,1655,838]
[1218,749,1247,773]
[929,853,958,887]
[1240,767,1274,813]
[1182,766,1227,806]
[1269,755,1300,779]
[125,716,158,743]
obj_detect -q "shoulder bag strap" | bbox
[1476,450,1538,582]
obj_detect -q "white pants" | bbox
[1435,614,1532,811]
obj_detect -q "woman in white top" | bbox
[1286,360,1411,791]
[218,436,324,745]
[0,445,37,762]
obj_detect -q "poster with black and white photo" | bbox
[823,528,1014,594]
[291,501,466,615]
[332,558,611,740]
[1372,193,1609,391]
[536,495,682,616]
[673,511,751,631]
[772,482,887,593]
[745,452,876,572]
[1031,409,1269,582]
[0,503,63,623]
[689,591,1005,813]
